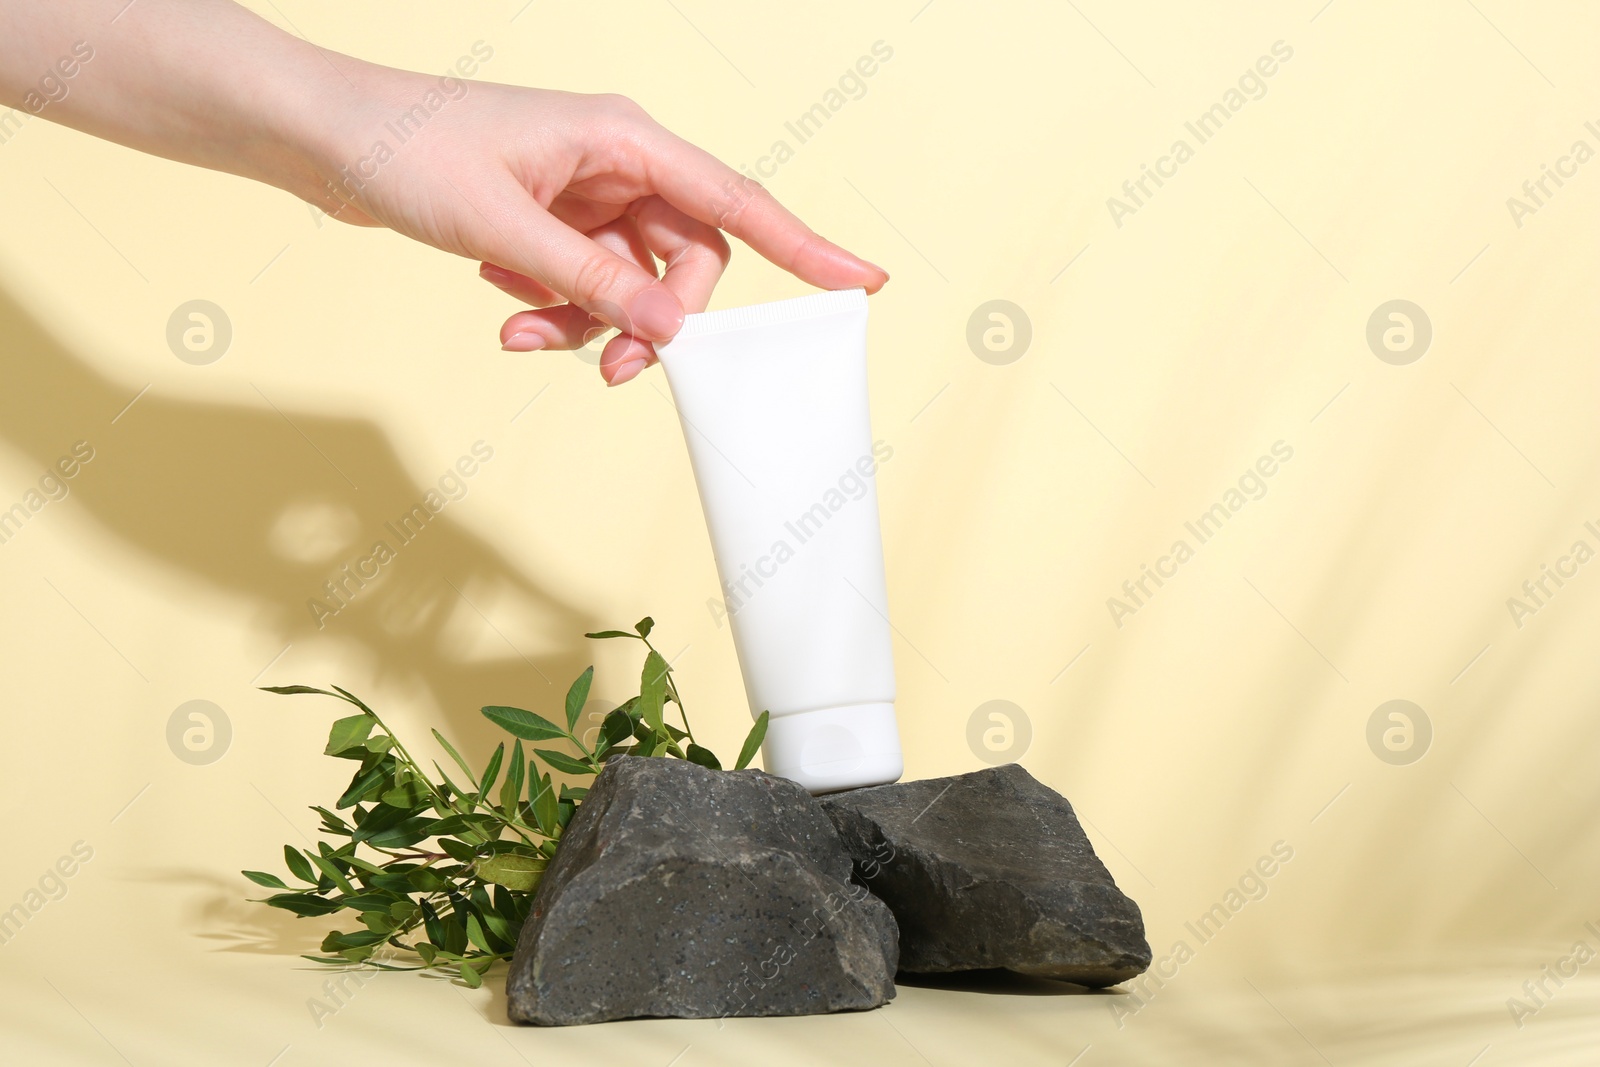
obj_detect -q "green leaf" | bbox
[583,629,635,640]
[439,838,480,864]
[735,711,769,770]
[361,958,425,973]
[262,892,341,917]
[499,740,525,814]
[341,893,402,914]
[407,867,449,894]
[595,708,634,757]
[685,743,722,770]
[475,890,518,949]
[415,942,437,966]
[242,870,288,889]
[635,616,654,638]
[380,775,430,809]
[491,884,524,928]
[322,929,388,951]
[431,763,476,815]
[351,801,414,840]
[343,853,386,877]
[366,872,413,896]
[259,684,337,697]
[337,757,394,809]
[310,806,350,834]
[420,899,445,946]
[458,958,484,988]
[445,892,472,953]
[365,817,434,850]
[476,853,546,892]
[530,772,558,837]
[534,749,596,776]
[360,911,397,934]
[324,714,375,758]
[431,729,479,783]
[443,919,470,959]
[481,706,567,742]
[477,743,505,801]
[633,732,658,758]
[558,784,588,804]
[426,812,497,839]
[564,666,593,734]
[283,845,318,885]
[364,734,394,754]
[329,686,377,716]
[639,651,669,736]
[308,853,356,896]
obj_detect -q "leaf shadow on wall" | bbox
[131,868,332,958]
[0,287,596,757]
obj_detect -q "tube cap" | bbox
[760,703,903,795]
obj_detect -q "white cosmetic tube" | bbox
[656,287,902,794]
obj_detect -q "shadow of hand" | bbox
[0,287,594,745]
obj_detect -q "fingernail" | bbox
[480,264,515,288]
[627,287,684,340]
[607,358,648,386]
[866,260,889,279]
[502,330,546,352]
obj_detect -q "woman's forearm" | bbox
[0,0,351,205]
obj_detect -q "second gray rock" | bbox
[820,763,1151,986]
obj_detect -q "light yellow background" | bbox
[3,1,1599,1063]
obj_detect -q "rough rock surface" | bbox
[820,763,1151,986]
[506,756,899,1025]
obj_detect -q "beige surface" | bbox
[3,1,1599,1063]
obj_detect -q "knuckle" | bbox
[708,174,771,233]
[597,92,647,120]
[791,230,827,267]
[572,250,628,304]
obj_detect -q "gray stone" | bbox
[820,763,1151,986]
[506,756,898,1025]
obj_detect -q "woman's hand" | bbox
[0,1,888,385]
[312,70,889,385]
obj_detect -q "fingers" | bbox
[596,333,655,386]
[499,216,653,350]
[596,197,734,386]
[634,195,731,314]
[499,200,734,387]
[479,263,560,307]
[500,216,659,388]
[500,304,602,351]
[479,176,686,343]
[589,216,663,387]
[641,131,888,294]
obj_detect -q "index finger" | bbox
[640,131,889,294]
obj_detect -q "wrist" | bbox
[244,50,394,214]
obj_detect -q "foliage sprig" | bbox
[244,618,769,987]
